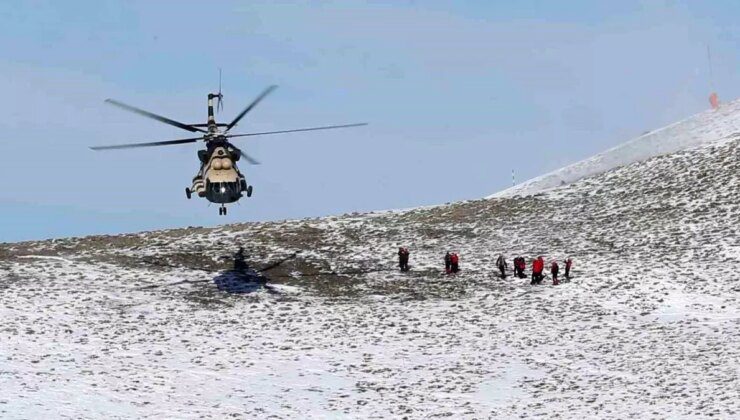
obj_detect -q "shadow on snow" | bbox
[212,269,278,294]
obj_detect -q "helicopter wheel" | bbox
[185,188,192,199]
[246,185,253,198]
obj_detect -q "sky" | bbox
[1,0,740,242]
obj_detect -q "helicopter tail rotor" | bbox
[216,68,224,113]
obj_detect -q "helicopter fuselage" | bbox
[191,140,249,205]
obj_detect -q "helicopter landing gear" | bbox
[240,179,251,197]
[185,188,192,199]
[219,205,227,216]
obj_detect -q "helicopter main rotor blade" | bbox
[105,99,207,133]
[225,123,368,139]
[240,152,261,165]
[225,85,278,132]
[229,145,261,165]
[90,136,203,151]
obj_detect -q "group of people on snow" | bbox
[494,254,573,285]
[397,248,573,285]
[495,255,573,285]
[443,251,460,274]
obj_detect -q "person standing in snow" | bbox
[496,254,508,279]
[551,260,560,285]
[565,258,573,279]
[516,257,527,278]
[450,253,460,273]
[444,252,452,274]
[531,256,544,285]
[398,247,410,272]
[233,246,248,271]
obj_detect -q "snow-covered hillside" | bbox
[491,100,740,198]
[1,131,739,417]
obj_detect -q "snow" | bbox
[1,110,740,418]
[490,100,740,198]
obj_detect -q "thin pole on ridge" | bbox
[707,44,715,92]
[707,45,721,110]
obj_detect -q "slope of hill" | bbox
[1,132,738,417]
[490,100,740,198]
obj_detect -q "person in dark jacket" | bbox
[398,247,410,272]
[444,252,452,274]
[233,247,248,271]
[565,258,573,279]
[496,254,508,279]
[551,260,560,285]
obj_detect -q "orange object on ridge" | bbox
[709,92,720,110]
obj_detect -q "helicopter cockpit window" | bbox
[209,182,227,193]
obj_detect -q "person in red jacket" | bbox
[565,258,573,279]
[531,256,544,285]
[450,253,460,273]
[551,260,560,285]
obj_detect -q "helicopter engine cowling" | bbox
[211,158,233,171]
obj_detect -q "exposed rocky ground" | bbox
[1,127,739,418]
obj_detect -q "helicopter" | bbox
[91,82,366,215]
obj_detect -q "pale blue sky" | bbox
[2,0,739,242]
